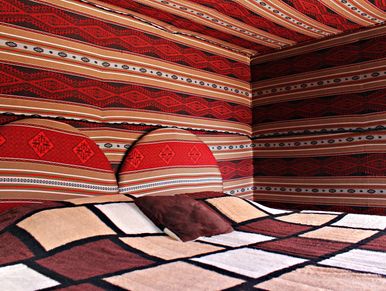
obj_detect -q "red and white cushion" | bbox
[0,118,118,203]
[118,128,223,196]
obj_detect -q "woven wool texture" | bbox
[252,35,386,207]
[0,0,385,206]
[0,0,254,199]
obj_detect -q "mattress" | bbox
[1,192,385,290]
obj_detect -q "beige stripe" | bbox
[36,0,252,62]
[134,0,293,47]
[252,59,386,88]
[0,95,251,135]
[131,184,223,197]
[321,1,372,26]
[69,194,133,205]
[223,177,254,189]
[80,129,143,143]
[254,176,386,185]
[0,161,114,179]
[252,60,386,106]
[11,119,80,134]
[352,0,386,20]
[251,25,386,64]
[212,150,252,161]
[237,0,339,38]
[237,193,254,199]
[120,172,222,186]
[253,132,386,157]
[199,135,252,144]
[253,111,386,136]
[135,131,201,143]
[253,143,386,158]
[319,0,383,26]
[0,190,94,200]
[0,181,116,193]
[253,78,386,106]
[119,167,221,180]
[253,193,386,207]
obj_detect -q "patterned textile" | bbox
[0,193,385,290]
[100,0,385,57]
[251,31,386,208]
[118,128,223,196]
[0,0,254,200]
[0,118,118,203]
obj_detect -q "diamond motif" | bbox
[188,145,202,164]
[159,145,175,165]
[127,148,144,169]
[28,132,54,158]
[0,134,5,146]
[73,139,94,164]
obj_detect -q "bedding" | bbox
[1,192,385,290]
[0,119,118,207]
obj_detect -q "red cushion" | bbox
[118,128,223,196]
[0,118,118,202]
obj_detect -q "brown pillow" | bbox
[134,195,233,242]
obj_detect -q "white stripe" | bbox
[0,177,118,192]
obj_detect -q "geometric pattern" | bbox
[28,131,54,158]
[73,139,95,164]
[0,64,251,125]
[188,145,202,164]
[102,0,384,57]
[1,192,385,290]
[0,0,250,80]
[158,144,175,165]
[252,28,386,209]
[127,148,145,169]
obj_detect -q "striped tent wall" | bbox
[252,32,386,207]
[0,0,254,199]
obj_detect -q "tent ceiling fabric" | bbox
[99,0,385,61]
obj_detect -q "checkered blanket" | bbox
[1,192,385,290]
